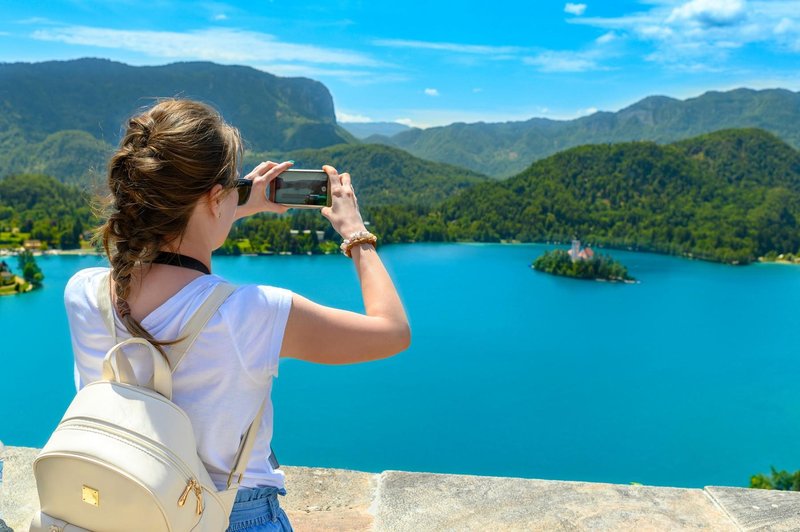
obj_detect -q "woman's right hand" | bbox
[235,160,293,220]
[320,165,368,239]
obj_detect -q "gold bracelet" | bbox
[340,231,377,258]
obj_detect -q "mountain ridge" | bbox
[372,88,800,177]
[0,58,352,152]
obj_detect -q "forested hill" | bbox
[245,143,488,207]
[372,88,800,178]
[385,128,800,264]
[0,58,352,152]
[0,174,93,249]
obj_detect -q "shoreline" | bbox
[757,258,800,266]
[2,243,800,268]
[0,275,33,296]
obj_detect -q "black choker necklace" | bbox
[152,251,211,275]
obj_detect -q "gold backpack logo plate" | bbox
[81,485,99,507]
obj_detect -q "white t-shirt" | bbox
[64,267,293,490]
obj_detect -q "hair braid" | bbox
[95,99,242,361]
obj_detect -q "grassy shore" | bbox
[758,253,800,265]
[0,275,32,296]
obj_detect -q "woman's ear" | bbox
[207,184,226,218]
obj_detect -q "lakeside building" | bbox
[0,260,13,285]
[568,239,595,262]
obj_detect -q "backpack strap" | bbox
[97,272,235,375]
[227,396,267,489]
[97,273,136,384]
[97,271,272,488]
[166,282,236,374]
[97,272,117,345]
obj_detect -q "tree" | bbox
[17,250,44,286]
[750,467,800,491]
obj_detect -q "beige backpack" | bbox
[30,277,263,531]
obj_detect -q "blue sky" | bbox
[1,0,799,127]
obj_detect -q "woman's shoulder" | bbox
[217,278,293,315]
[64,267,109,304]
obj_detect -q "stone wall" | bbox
[4,446,800,531]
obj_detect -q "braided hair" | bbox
[96,99,242,357]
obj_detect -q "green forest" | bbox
[0,174,93,250]
[389,128,800,264]
[2,128,800,265]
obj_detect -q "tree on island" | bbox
[17,250,44,287]
[751,467,800,491]
[533,249,634,282]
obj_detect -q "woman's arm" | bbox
[235,161,410,364]
[280,165,410,363]
[280,242,410,364]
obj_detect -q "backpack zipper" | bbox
[58,417,204,514]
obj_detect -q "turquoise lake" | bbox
[2,243,800,489]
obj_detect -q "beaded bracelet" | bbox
[340,230,378,258]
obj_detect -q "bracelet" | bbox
[340,231,377,258]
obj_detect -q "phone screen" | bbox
[273,169,330,207]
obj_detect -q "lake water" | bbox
[2,243,799,489]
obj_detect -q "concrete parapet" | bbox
[4,446,800,531]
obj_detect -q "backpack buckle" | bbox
[226,470,243,488]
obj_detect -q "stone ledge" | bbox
[5,446,800,531]
[373,471,736,531]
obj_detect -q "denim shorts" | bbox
[226,486,293,532]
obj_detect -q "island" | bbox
[0,251,44,295]
[532,241,635,283]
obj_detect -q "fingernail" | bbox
[287,160,295,164]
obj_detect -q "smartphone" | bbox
[269,169,331,208]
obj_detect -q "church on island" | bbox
[568,240,594,262]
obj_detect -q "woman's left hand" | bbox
[235,160,293,219]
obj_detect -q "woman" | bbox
[64,99,410,531]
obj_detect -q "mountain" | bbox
[0,130,112,186]
[373,128,800,264]
[244,143,488,207]
[374,88,800,178]
[340,122,411,139]
[0,58,353,153]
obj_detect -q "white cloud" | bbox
[31,26,379,67]
[596,31,617,44]
[774,17,794,34]
[523,50,603,72]
[373,38,523,55]
[394,118,415,127]
[213,13,228,21]
[564,3,587,16]
[375,35,614,73]
[424,88,440,96]
[336,111,373,123]
[253,63,371,79]
[15,17,58,25]
[667,0,746,27]
[571,0,800,66]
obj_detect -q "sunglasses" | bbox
[234,178,253,206]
